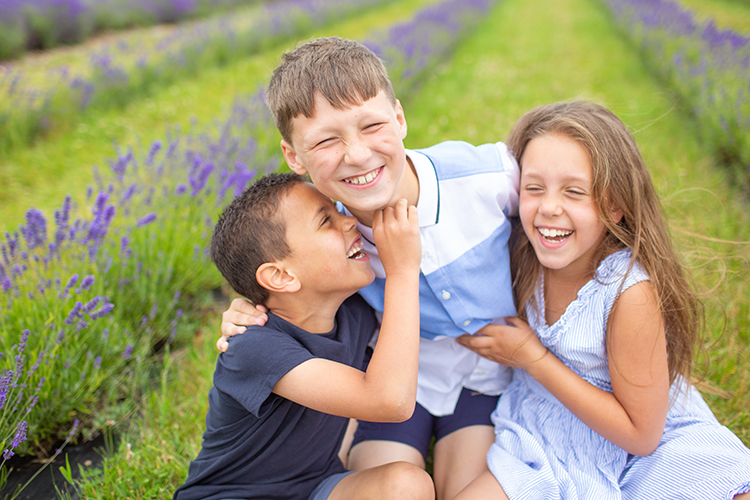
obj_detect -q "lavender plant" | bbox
[0,0,398,155]
[0,90,280,478]
[0,0,266,59]
[600,0,750,190]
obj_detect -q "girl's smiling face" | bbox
[519,133,622,279]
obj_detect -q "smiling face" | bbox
[280,182,375,297]
[280,91,416,227]
[519,133,622,279]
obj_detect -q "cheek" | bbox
[519,196,536,224]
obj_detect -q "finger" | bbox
[457,334,493,350]
[216,336,229,353]
[394,198,408,220]
[505,316,529,329]
[372,207,384,229]
[407,204,418,225]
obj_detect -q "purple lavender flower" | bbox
[122,345,133,359]
[21,208,48,250]
[81,275,95,291]
[3,420,28,459]
[135,213,157,228]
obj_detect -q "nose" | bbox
[344,136,371,166]
[539,192,563,217]
[341,214,358,232]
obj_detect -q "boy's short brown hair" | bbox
[266,36,397,144]
[210,173,304,304]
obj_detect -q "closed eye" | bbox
[319,215,331,227]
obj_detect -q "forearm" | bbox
[527,353,665,455]
[363,271,421,421]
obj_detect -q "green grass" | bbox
[0,0,437,234]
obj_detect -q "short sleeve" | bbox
[214,329,314,417]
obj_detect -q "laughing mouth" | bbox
[347,239,367,259]
[538,227,573,242]
[343,167,382,186]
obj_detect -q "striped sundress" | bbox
[486,249,750,499]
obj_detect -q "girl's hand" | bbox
[456,317,549,370]
[217,299,269,352]
[372,198,421,277]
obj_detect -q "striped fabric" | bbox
[487,249,750,499]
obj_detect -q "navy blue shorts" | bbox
[350,387,499,462]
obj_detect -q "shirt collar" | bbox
[407,149,440,227]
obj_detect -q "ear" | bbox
[281,139,308,176]
[609,204,624,225]
[394,99,408,140]
[256,262,301,294]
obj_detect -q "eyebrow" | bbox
[522,171,591,184]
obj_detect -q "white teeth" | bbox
[344,169,379,185]
[539,227,573,239]
[347,242,363,258]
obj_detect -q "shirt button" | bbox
[476,370,486,375]
[441,290,451,300]
[463,320,471,326]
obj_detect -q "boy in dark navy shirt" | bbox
[174,173,432,500]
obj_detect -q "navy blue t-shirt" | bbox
[174,294,377,500]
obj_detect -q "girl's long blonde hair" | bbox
[506,101,701,384]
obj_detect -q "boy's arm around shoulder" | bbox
[273,199,421,422]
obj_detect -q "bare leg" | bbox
[338,419,358,468]
[328,461,435,500]
[432,425,494,500]
[451,469,508,500]
[347,439,426,470]
[735,492,750,499]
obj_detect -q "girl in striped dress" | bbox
[455,101,750,500]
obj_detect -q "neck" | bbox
[348,156,420,227]
[265,292,351,334]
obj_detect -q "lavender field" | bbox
[1,0,749,496]
[602,0,750,192]
[1,0,498,494]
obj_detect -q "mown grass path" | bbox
[8,0,749,496]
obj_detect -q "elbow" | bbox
[375,395,416,423]
[390,400,416,423]
[622,433,661,457]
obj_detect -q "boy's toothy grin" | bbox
[347,239,366,259]
[343,167,382,185]
[538,227,573,242]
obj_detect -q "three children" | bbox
[185,35,750,500]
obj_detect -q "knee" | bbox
[380,461,435,499]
